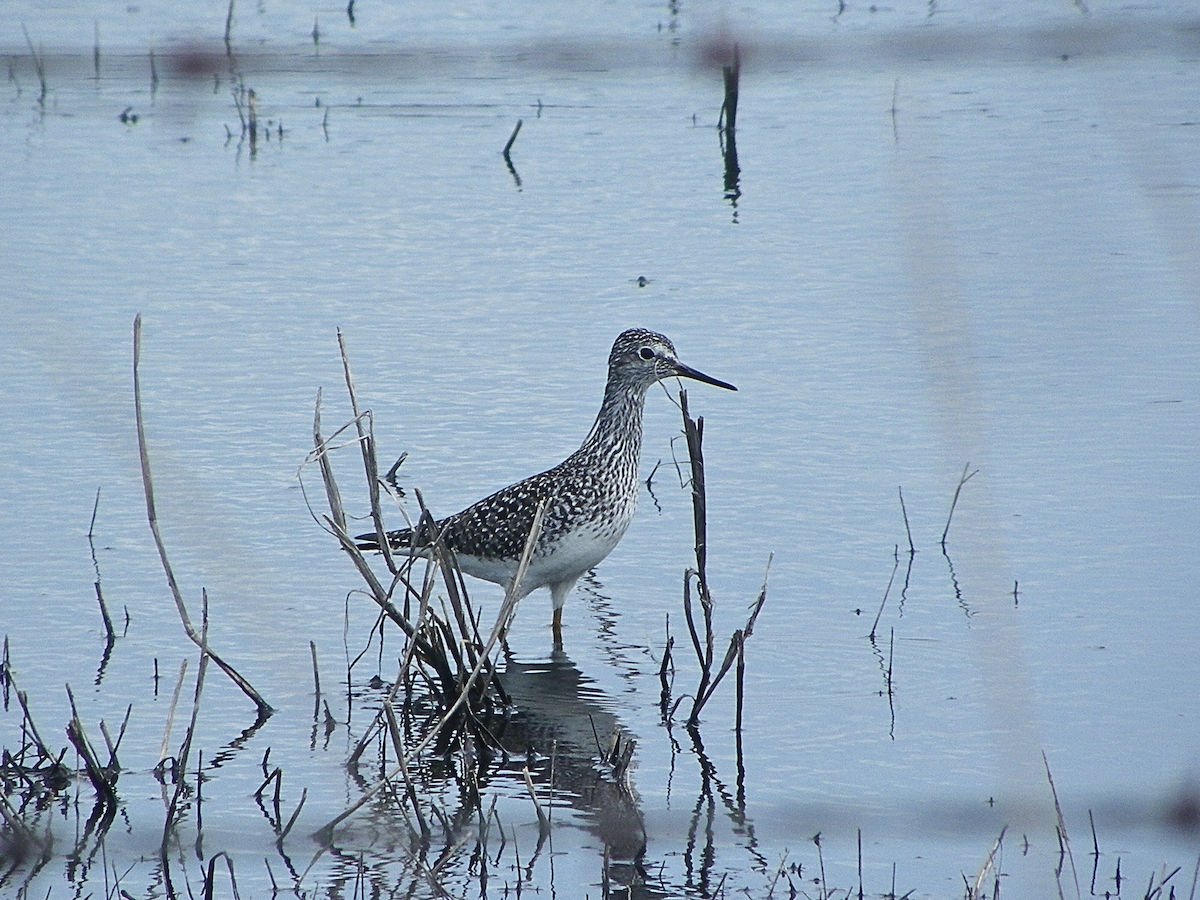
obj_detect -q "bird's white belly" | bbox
[453,502,634,597]
[534,521,626,582]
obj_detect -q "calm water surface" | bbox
[2,1,1199,897]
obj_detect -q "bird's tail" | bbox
[354,519,443,553]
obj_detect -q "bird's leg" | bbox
[552,607,563,648]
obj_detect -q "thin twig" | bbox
[898,486,915,555]
[968,826,1007,900]
[132,314,272,717]
[941,462,979,548]
[156,658,188,770]
[21,24,47,106]
[1044,749,1081,900]
[522,767,550,837]
[869,546,900,641]
[503,119,522,156]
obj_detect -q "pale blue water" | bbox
[3,2,1199,898]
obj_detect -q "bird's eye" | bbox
[639,347,655,360]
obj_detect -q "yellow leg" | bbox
[552,607,563,647]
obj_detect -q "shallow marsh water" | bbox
[2,1,1199,898]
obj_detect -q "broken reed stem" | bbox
[679,387,770,727]
[857,828,864,900]
[278,789,308,845]
[687,570,769,726]
[65,684,117,803]
[224,0,235,55]
[869,546,900,641]
[13,683,61,768]
[337,329,396,574]
[132,314,273,718]
[522,767,550,837]
[88,487,117,644]
[310,640,321,701]
[658,616,674,714]
[898,486,915,555]
[1043,749,1082,900]
[21,24,47,106]
[813,831,827,898]
[503,119,522,156]
[99,704,132,768]
[157,658,188,768]
[718,43,739,134]
[384,699,431,839]
[680,390,710,592]
[970,826,1007,900]
[204,851,239,900]
[163,601,211,851]
[941,462,979,547]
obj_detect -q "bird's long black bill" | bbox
[675,362,737,392]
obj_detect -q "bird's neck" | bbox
[581,381,646,463]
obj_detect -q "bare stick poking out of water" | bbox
[898,486,915,556]
[132,314,273,719]
[503,119,523,156]
[941,462,978,548]
[21,24,47,107]
[503,119,523,188]
[224,0,235,56]
[678,389,767,729]
[88,487,117,649]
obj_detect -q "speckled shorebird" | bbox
[356,329,736,641]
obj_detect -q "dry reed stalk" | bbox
[305,332,555,869]
[202,851,239,900]
[277,788,307,846]
[336,329,398,574]
[898,486,916,555]
[132,315,272,718]
[87,488,117,646]
[678,389,768,728]
[503,119,522,156]
[156,658,188,770]
[869,546,900,641]
[20,24,46,107]
[941,462,978,547]
[502,120,523,187]
[384,699,431,840]
[966,825,1006,900]
[12,683,60,770]
[65,684,118,804]
[223,0,234,55]
[522,766,550,837]
[1043,750,1081,900]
